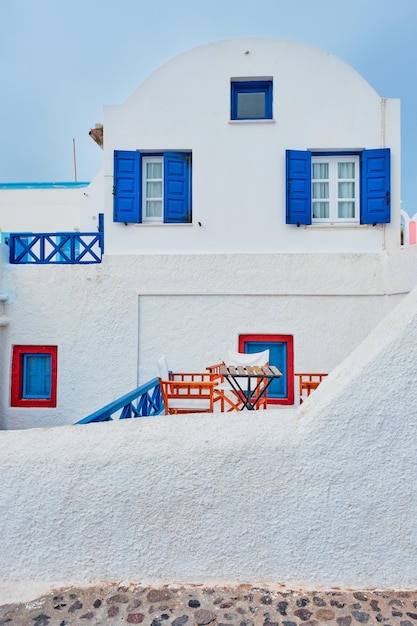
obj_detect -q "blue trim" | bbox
[163,152,192,223]
[286,149,312,225]
[360,148,391,224]
[76,378,164,423]
[310,151,360,157]
[9,232,103,264]
[286,148,391,225]
[113,150,192,224]
[0,182,89,189]
[231,80,273,120]
[113,150,141,223]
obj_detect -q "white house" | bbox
[1,37,416,430]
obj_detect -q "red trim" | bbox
[11,345,57,408]
[238,334,294,405]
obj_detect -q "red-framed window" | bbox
[238,334,294,405]
[11,345,57,408]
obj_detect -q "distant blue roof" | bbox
[0,182,90,189]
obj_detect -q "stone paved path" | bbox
[1,583,417,626]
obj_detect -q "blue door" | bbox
[239,334,294,405]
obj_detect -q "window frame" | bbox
[113,150,192,224]
[142,155,164,223]
[11,345,58,408]
[286,148,391,226]
[312,154,360,224]
[230,79,273,121]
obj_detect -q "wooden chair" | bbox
[207,350,270,411]
[157,355,221,414]
[295,373,328,404]
[159,378,218,414]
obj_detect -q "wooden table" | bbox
[220,364,282,410]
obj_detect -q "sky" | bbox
[0,0,416,214]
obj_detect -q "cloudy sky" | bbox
[0,0,416,213]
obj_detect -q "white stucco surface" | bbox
[1,247,416,429]
[82,37,401,255]
[0,186,85,234]
[1,283,417,603]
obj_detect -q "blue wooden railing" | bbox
[75,377,164,424]
[8,214,104,265]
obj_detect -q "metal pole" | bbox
[73,138,77,182]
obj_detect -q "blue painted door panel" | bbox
[243,341,287,399]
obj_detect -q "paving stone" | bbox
[147,589,172,603]
[295,607,313,620]
[172,617,189,626]
[315,609,335,620]
[2,584,417,625]
[194,608,217,624]
[127,614,145,624]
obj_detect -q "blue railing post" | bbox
[9,228,104,264]
[98,213,104,254]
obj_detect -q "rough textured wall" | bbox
[0,284,417,603]
[2,248,417,429]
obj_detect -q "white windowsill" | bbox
[229,119,276,124]
[133,222,193,227]
[306,223,383,230]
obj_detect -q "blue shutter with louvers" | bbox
[113,150,141,223]
[286,150,312,225]
[360,148,390,224]
[164,152,191,223]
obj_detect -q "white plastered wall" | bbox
[1,246,416,430]
[0,187,85,235]
[83,38,401,255]
[1,282,417,603]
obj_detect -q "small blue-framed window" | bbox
[22,354,52,399]
[11,345,58,408]
[231,79,273,120]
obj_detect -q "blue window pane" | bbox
[23,354,52,399]
[231,80,273,120]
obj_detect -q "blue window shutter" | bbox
[163,152,191,223]
[286,150,312,225]
[113,150,141,223]
[360,148,391,224]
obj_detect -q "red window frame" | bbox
[11,345,58,408]
[238,334,294,405]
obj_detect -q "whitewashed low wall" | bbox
[2,247,417,430]
[1,283,417,603]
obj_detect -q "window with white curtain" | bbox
[142,156,164,222]
[312,155,359,223]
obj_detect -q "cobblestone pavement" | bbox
[1,583,417,626]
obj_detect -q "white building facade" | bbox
[1,38,416,430]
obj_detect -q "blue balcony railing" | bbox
[75,378,164,424]
[8,214,104,265]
